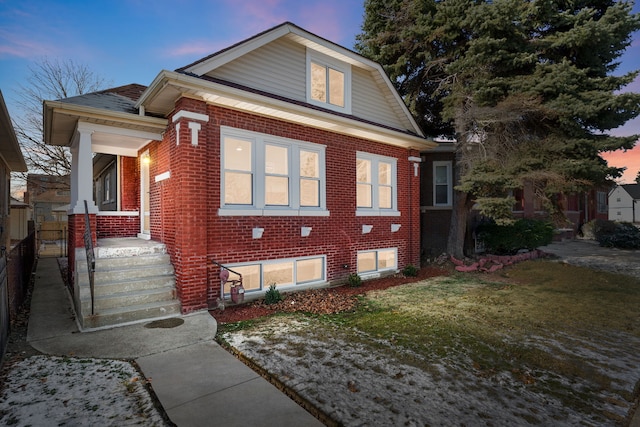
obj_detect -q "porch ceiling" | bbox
[44,100,168,156]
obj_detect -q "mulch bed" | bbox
[210,266,449,324]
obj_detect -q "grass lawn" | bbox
[218,260,640,425]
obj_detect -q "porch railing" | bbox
[83,200,96,315]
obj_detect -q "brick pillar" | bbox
[67,213,96,288]
[409,150,422,267]
[170,100,210,313]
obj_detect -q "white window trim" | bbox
[219,126,328,216]
[433,161,453,207]
[225,255,327,294]
[306,49,352,114]
[357,247,398,278]
[356,151,399,216]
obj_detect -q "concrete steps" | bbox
[74,239,180,330]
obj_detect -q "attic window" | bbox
[306,50,351,114]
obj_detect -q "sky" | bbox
[1,0,640,183]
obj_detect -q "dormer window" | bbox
[307,50,351,113]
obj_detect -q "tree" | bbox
[357,0,640,257]
[12,58,110,186]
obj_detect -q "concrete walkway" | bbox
[27,257,323,427]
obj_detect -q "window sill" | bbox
[355,210,401,217]
[218,208,330,217]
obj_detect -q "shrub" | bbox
[347,273,362,287]
[264,283,282,305]
[593,219,640,249]
[402,264,419,277]
[477,218,554,255]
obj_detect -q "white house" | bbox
[608,184,640,223]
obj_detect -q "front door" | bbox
[139,151,151,239]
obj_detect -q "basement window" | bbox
[357,248,397,276]
[225,256,326,294]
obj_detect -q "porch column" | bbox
[69,125,98,214]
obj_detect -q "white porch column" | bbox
[69,126,98,214]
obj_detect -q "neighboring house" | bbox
[26,174,70,223]
[43,22,435,327]
[0,91,28,250]
[420,141,610,257]
[609,184,640,223]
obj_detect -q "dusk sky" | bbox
[1,0,639,182]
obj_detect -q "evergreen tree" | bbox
[357,0,640,257]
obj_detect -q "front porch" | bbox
[73,237,180,330]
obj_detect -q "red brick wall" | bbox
[120,156,138,210]
[96,215,139,239]
[150,99,422,313]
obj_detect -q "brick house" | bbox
[420,141,610,258]
[43,23,435,328]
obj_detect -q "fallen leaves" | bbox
[211,266,449,324]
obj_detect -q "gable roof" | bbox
[0,90,27,172]
[138,22,434,150]
[622,183,640,199]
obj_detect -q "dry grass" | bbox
[219,259,640,425]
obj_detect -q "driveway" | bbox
[542,239,640,279]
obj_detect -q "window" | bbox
[597,191,607,213]
[220,127,327,216]
[357,248,397,275]
[225,256,325,294]
[103,172,111,202]
[356,152,398,215]
[307,50,351,113]
[433,161,452,206]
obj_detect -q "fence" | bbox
[38,221,67,258]
[1,231,37,359]
[0,254,8,360]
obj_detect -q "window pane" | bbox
[225,172,252,204]
[265,144,288,175]
[357,252,376,273]
[264,262,294,287]
[300,151,319,178]
[300,179,319,207]
[328,68,344,107]
[435,165,448,185]
[296,258,323,283]
[227,265,261,291]
[379,162,392,186]
[378,250,396,270]
[357,183,372,208]
[435,185,448,205]
[379,186,392,209]
[310,62,326,103]
[225,137,252,171]
[265,176,289,205]
[356,159,371,183]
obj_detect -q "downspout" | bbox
[408,155,422,266]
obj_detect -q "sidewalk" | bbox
[26,257,323,427]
